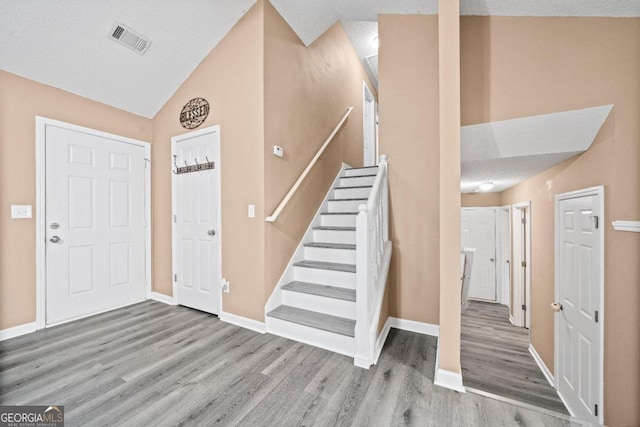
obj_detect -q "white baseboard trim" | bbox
[433,337,466,393]
[529,344,555,388]
[373,316,393,365]
[220,311,266,334]
[0,321,37,341]
[148,292,175,305]
[390,317,439,337]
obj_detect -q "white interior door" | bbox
[172,127,221,315]
[45,125,146,325]
[556,190,602,424]
[461,208,497,301]
[363,83,376,167]
[498,208,511,306]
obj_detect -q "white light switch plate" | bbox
[11,205,32,219]
[248,204,255,218]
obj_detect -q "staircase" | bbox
[266,159,391,367]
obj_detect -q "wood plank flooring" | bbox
[0,301,578,426]
[461,300,569,415]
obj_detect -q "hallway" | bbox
[461,300,568,414]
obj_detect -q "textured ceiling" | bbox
[461,105,613,193]
[0,1,637,118]
[0,0,257,118]
[341,21,379,89]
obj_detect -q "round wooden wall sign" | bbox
[179,98,210,129]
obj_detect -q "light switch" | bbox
[248,204,255,218]
[273,145,284,158]
[11,205,32,219]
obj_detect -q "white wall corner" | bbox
[0,321,37,341]
[220,310,266,334]
[433,342,466,393]
[373,316,393,365]
[390,317,439,337]
[529,343,555,387]
[148,292,175,305]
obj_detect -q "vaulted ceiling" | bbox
[1,1,638,118]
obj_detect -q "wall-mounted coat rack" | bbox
[173,155,215,174]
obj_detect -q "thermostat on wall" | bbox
[273,145,284,158]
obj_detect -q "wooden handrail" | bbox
[266,107,354,223]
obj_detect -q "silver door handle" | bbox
[207,229,216,236]
[50,236,61,243]
[490,258,495,262]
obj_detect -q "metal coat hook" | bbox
[173,155,216,175]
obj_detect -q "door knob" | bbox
[490,258,495,262]
[49,236,61,243]
[551,302,563,312]
[207,229,216,236]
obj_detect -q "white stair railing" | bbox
[354,155,392,368]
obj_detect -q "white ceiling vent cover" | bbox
[109,23,151,55]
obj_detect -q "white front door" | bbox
[461,208,497,301]
[172,127,221,315]
[45,124,146,325]
[556,189,602,424]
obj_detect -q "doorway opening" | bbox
[363,82,377,167]
[512,201,531,328]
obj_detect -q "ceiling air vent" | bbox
[109,23,151,55]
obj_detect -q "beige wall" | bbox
[378,15,440,325]
[461,192,502,207]
[263,2,378,303]
[151,2,266,321]
[462,17,640,426]
[438,0,462,375]
[0,70,152,330]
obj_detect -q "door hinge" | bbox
[174,274,177,282]
[521,261,527,267]
[592,215,599,229]
[173,215,177,223]
[522,304,526,311]
[521,218,526,224]
[595,310,599,323]
[594,404,598,416]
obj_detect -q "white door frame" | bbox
[35,117,152,330]
[512,201,531,327]
[497,205,512,307]
[171,125,222,309]
[554,186,604,424]
[363,82,377,166]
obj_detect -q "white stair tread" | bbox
[346,166,378,171]
[341,174,377,178]
[304,242,356,250]
[267,305,355,337]
[328,197,368,202]
[294,260,356,273]
[282,281,356,301]
[321,212,358,216]
[335,185,372,190]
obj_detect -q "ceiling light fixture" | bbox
[478,182,494,192]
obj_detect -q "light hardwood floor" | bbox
[0,301,578,426]
[461,300,568,415]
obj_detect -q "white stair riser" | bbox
[282,291,356,319]
[304,246,356,264]
[266,317,355,357]
[344,167,378,177]
[340,176,376,187]
[313,229,356,245]
[321,214,356,227]
[294,266,356,288]
[328,199,366,212]
[334,187,371,199]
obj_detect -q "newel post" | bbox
[354,203,370,368]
